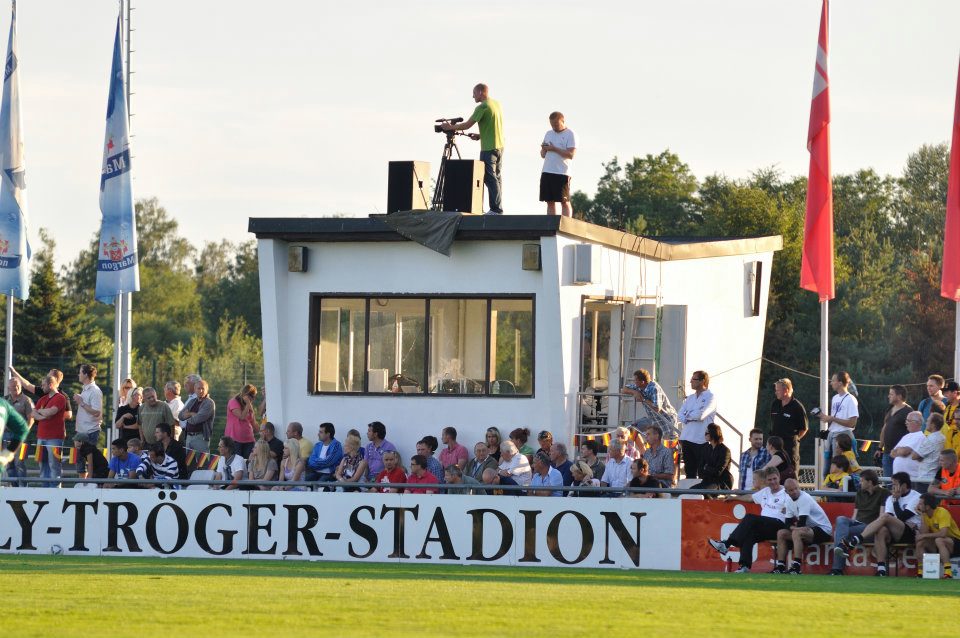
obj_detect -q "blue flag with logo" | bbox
[0,0,30,300]
[95,14,139,303]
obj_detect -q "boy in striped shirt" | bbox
[133,442,180,487]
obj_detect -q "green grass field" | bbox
[0,555,954,637]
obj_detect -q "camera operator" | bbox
[440,83,504,214]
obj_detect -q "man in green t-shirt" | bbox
[441,83,504,214]
[0,396,30,473]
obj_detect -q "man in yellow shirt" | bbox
[915,493,960,579]
[942,381,960,453]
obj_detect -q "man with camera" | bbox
[441,83,504,214]
[816,371,858,475]
[539,111,577,216]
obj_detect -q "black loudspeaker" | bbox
[387,161,430,213]
[442,159,484,214]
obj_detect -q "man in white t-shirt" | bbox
[837,472,921,576]
[214,436,246,490]
[817,370,859,473]
[708,469,788,572]
[539,111,577,216]
[912,413,946,488]
[772,478,833,574]
[890,411,927,483]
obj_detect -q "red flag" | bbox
[800,0,834,301]
[942,57,960,300]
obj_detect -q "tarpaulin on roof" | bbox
[379,209,461,256]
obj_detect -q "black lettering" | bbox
[6,500,47,550]
[62,500,99,552]
[145,503,189,555]
[242,504,277,555]
[283,504,322,557]
[415,508,459,560]
[546,510,593,565]
[466,508,513,561]
[195,503,237,555]
[104,501,142,553]
[380,504,419,559]
[348,506,377,558]
[600,511,647,566]
[519,509,541,563]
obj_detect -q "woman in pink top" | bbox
[226,383,258,458]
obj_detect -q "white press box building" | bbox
[249,213,782,480]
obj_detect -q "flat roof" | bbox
[248,214,782,261]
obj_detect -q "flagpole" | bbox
[120,0,133,384]
[113,295,121,440]
[816,300,829,486]
[4,292,12,384]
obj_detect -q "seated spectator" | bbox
[761,435,796,482]
[627,457,659,498]
[834,432,861,474]
[259,421,286,469]
[273,439,304,491]
[107,437,141,483]
[132,442,180,487]
[74,435,108,481]
[127,438,143,459]
[214,436,245,490]
[287,421,315,466]
[772,478,833,574]
[499,440,532,486]
[481,467,519,495]
[154,423,188,480]
[549,443,573,486]
[929,449,960,506]
[690,424,732,494]
[335,431,368,491]
[439,427,469,471]
[417,436,446,484]
[244,439,278,490]
[306,423,342,486]
[444,465,480,495]
[371,451,406,493]
[600,439,632,493]
[569,460,600,496]
[509,427,535,459]
[406,454,439,494]
[537,430,554,455]
[485,427,503,462]
[830,469,889,575]
[643,425,677,488]
[739,429,770,491]
[529,451,563,496]
[914,493,960,579]
[912,413,946,490]
[364,420,396,481]
[464,441,497,481]
[823,455,852,492]
[616,426,643,460]
[580,439,605,480]
[835,472,922,576]
[709,469,789,573]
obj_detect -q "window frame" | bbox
[308,293,535,398]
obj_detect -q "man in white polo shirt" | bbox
[677,370,716,480]
[708,468,789,573]
[817,370,858,473]
[600,439,632,494]
[539,111,577,216]
[72,363,103,475]
[772,478,833,574]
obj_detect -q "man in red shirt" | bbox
[405,454,439,494]
[371,450,406,493]
[31,374,67,487]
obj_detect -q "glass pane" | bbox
[369,298,426,393]
[489,299,534,395]
[429,299,487,394]
[580,305,611,392]
[317,298,366,392]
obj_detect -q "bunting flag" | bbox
[800,0,835,301]
[942,56,960,299]
[94,12,139,303]
[197,452,209,469]
[0,0,29,299]
[602,433,611,447]
[206,454,220,470]
[67,446,77,464]
[859,440,874,452]
[16,442,25,460]
[33,443,41,462]
[185,449,196,467]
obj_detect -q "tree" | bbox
[195,240,262,339]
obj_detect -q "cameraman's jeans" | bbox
[823,429,857,474]
[37,438,63,487]
[881,453,894,478]
[1,435,25,486]
[480,149,503,213]
[832,516,866,570]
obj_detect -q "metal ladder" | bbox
[620,296,660,425]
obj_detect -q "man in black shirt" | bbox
[770,378,808,471]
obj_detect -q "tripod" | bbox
[430,131,464,211]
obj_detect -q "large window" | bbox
[309,295,534,396]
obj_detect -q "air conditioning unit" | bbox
[573,244,600,285]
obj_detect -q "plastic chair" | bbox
[187,469,215,490]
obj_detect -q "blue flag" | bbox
[0,0,30,300]
[95,14,139,303]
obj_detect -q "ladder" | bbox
[620,296,660,425]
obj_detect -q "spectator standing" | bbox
[829,469,889,575]
[138,387,175,446]
[877,385,911,477]
[438,426,468,471]
[622,368,680,439]
[943,381,960,453]
[913,413,946,488]
[364,421,397,481]
[176,374,200,442]
[769,378,808,470]
[73,364,104,468]
[539,111,576,216]
[739,429,771,491]
[117,377,136,407]
[918,375,945,422]
[113,386,141,444]
[817,371,859,474]
[890,411,927,488]
[498,440,532,486]
[677,370,716,479]
[3,377,33,485]
[164,381,184,440]
[32,374,67,487]
[179,380,216,453]
[464,441,497,482]
[226,384,258,458]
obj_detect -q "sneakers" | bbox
[770,566,786,574]
[847,534,863,548]
[734,566,751,574]
[833,545,849,561]
[828,569,844,576]
[708,538,729,555]
[875,568,888,577]
[787,563,802,575]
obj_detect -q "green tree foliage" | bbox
[195,239,261,338]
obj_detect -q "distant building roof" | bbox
[248,214,782,261]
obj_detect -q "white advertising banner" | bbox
[0,488,682,569]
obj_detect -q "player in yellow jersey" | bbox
[915,493,960,578]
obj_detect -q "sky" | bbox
[9,0,960,268]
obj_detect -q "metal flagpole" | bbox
[120,0,133,382]
[815,300,829,488]
[5,293,12,384]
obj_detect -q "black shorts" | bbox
[810,526,832,545]
[539,172,570,202]
[947,536,960,557]
[898,525,917,545]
